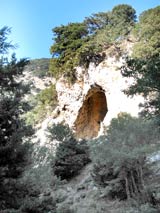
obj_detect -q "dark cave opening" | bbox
[74,86,108,139]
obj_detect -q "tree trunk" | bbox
[125,176,130,200]
[131,170,139,196]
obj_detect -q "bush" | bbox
[20,195,56,213]
[8,140,59,212]
[90,113,160,205]
[25,58,50,78]
[48,124,91,180]
[56,203,75,213]
[25,84,57,125]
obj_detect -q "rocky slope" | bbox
[25,42,144,143]
[54,41,144,139]
[18,44,160,213]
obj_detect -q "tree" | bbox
[25,84,58,126]
[132,6,160,59]
[49,4,137,83]
[50,22,89,82]
[84,11,110,34]
[0,26,14,54]
[0,26,32,210]
[47,124,91,180]
[94,4,136,48]
[121,6,160,122]
[90,113,160,207]
[110,4,136,32]
[25,58,50,78]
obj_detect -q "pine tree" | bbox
[121,6,160,123]
[90,113,160,206]
[0,26,32,210]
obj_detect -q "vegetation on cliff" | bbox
[121,6,160,123]
[1,4,160,213]
[50,4,136,82]
[0,26,33,210]
[90,113,160,210]
[25,84,57,126]
[48,124,91,180]
[24,58,50,78]
[23,58,57,126]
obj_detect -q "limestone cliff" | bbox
[53,42,144,139]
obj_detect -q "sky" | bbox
[0,0,159,60]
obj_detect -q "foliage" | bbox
[110,4,136,39]
[132,6,160,59]
[122,56,160,121]
[93,4,136,51]
[25,84,57,125]
[47,123,74,142]
[25,58,50,78]
[21,143,57,193]
[0,26,33,210]
[50,4,136,83]
[20,195,56,213]
[3,132,61,212]
[56,203,75,213]
[121,6,160,122]
[7,131,68,213]
[107,202,159,213]
[51,23,88,55]
[77,40,105,68]
[84,11,110,34]
[50,22,89,82]
[37,84,57,106]
[0,26,15,54]
[48,124,91,180]
[90,113,160,206]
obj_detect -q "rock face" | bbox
[55,45,144,139]
[74,85,107,139]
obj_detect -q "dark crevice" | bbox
[74,85,107,139]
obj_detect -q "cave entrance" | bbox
[74,85,107,139]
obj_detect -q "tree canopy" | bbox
[50,22,89,82]
[132,6,160,59]
[109,4,136,39]
[84,11,110,34]
[49,4,136,82]
[121,6,160,122]
[1,4,160,212]
[90,113,160,209]
[0,26,32,210]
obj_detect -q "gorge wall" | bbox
[53,43,144,139]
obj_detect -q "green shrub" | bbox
[25,105,47,126]
[0,139,33,210]
[0,209,22,213]
[48,124,91,180]
[56,203,75,213]
[47,123,74,142]
[14,142,59,213]
[20,195,56,213]
[20,141,60,194]
[25,84,57,126]
[90,113,160,205]
[25,58,50,78]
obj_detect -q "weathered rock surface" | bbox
[55,47,144,139]
[25,43,144,141]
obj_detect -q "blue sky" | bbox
[0,0,159,59]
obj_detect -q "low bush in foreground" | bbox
[48,124,91,180]
[90,113,160,210]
